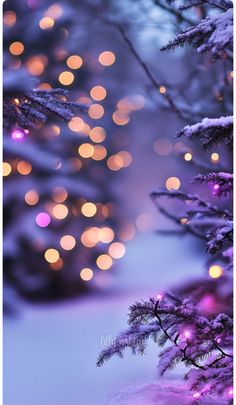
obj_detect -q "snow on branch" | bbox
[192,172,233,197]
[176,116,233,149]
[97,294,233,399]
[3,88,86,131]
[161,8,233,57]
[177,0,233,12]
[150,189,233,254]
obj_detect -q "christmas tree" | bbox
[3,0,135,300]
[97,1,233,403]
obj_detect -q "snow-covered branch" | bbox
[97,294,233,399]
[192,172,233,197]
[177,116,233,148]
[162,8,233,57]
[3,88,86,130]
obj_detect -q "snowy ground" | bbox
[4,110,206,405]
[4,234,205,405]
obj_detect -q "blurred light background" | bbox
[3,1,232,404]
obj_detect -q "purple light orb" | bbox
[227,387,233,398]
[213,184,220,191]
[11,128,25,141]
[156,293,163,301]
[184,330,191,339]
[27,0,39,9]
[36,212,51,228]
[193,392,200,399]
[198,294,217,315]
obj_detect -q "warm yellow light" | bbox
[52,187,68,203]
[96,254,113,270]
[184,152,192,161]
[39,16,55,30]
[60,235,76,250]
[4,11,16,27]
[99,51,116,66]
[108,242,126,259]
[44,248,60,263]
[80,268,94,281]
[46,4,63,19]
[3,162,12,177]
[67,55,83,69]
[52,204,68,219]
[70,158,82,171]
[90,86,107,101]
[209,265,223,279]
[38,82,52,90]
[78,143,94,158]
[81,227,99,247]
[81,124,91,136]
[17,161,32,175]
[77,96,92,106]
[26,55,47,76]
[101,205,109,218]
[9,41,24,56]
[117,151,132,167]
[211,152,219,162]
[50,125,60,136]
[68,117,84,132]
[180,217,188,224]
[98,227,114,243]
[92,145,107,161]
[88,104,104,119]
[89,127,106,143]
[112,111,129,126]
[119,223,136,241]
[50,257,63,271]
[117,98,133,113]
[107,155,123,171]
[159,86,166,94]
[25,190,39,206]
[81,202,97,217]
[59,71,74,85]
[154,138,172,156]
[166,177,181,191]
[14,98,20,105]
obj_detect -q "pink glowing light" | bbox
[184,329,192,339]
[213,184,220,190]
[156,293,163,300]
[198,294,217,315]
[27,0,39,9]
[227,387,233,398]
[36,212,51,228]
[193,392,200,398]
[11,129,25,141]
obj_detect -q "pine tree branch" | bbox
[117,25,186,120]
[154,300,206,370]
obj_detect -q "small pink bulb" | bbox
[11,129,25,141]
[227,387,233,398]
[213,184,220,190]
[36,212,51,228]
[184,330,191,339]
[193,392,200,398]
[156,293,163,300]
